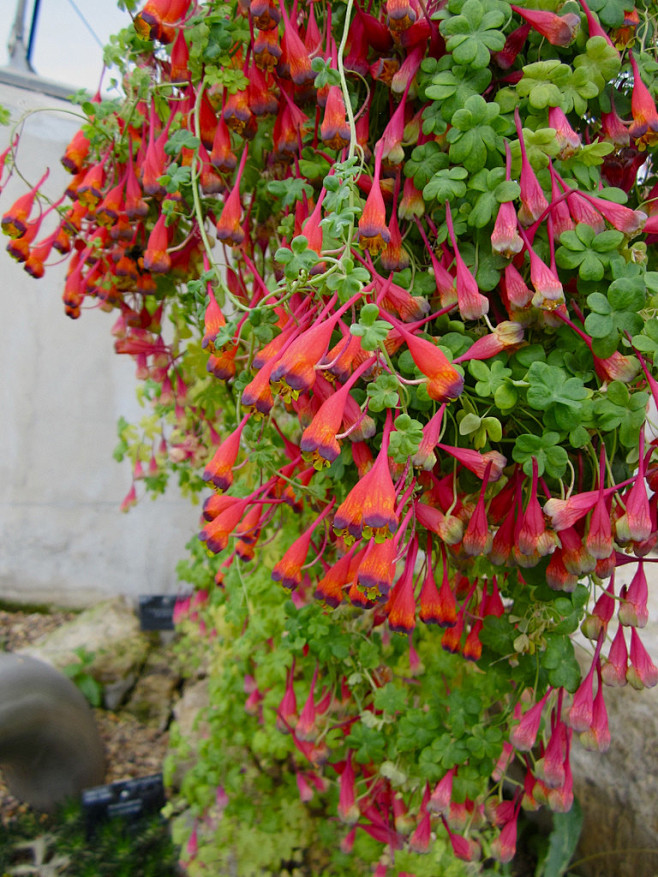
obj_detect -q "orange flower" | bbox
[61,130,90,174]
[203,414,249,492]
[333,412,398,542]
[510,5,580,45]
[358,145,390,255]
[320,86,350,151]
[216,147,248,247]
[143,213,171,273]
[629,52,658,149]
[1,169,48,239]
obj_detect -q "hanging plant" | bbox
[2,0,658,872]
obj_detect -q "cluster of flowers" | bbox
[3,0,658,868]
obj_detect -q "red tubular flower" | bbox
[6,218,38,263]
[526,240,564,311]
[616,436,651,543]
[1,169,48,238]
[223,89,252,134]
[272,502,334,590]
[295,665,319,741]
[276,662,298,733]
[387,0,417,34]
[493,22,530,69]
[375,273,428,322]
[601,624,628,686]
[199,496,249,553]
[463,617,484,661]
[247,64,279,116]
[202,414,249,491]
[254,28,282,72]
[386,537,419,633]
[627,627,658,689]
[391,321,464,402]
[419,540,457,626]
[428,768,454,815]
[320,86,350,151]
[582,578,615,640]
[271,315,340,396]
[61,130,90,174]
[491,200,523,258]
[391,43,425,96]
[124,148,148,219]
[314,547,355,606]
[462,463,494,556]
[619,562,650,628]
[278,1,315,85]
[580,669,611,751]
[380,211,410,272]
[510,690,551,751]
[337,751,359,824]
[510,5,580,45]
[216,147,248,247]
[629,52,658,149]
[143,212,172,273]
[358,144,390,255]
[445,202,489,320]
[454,321,524,364]
[250,0,280,29]
[567,660,596,731]
[518,458,557,557]
[210,114,237,173]
[514,109,549,226]
[409,808,431,854]
[549,106,582,159]
[537,718,567,788]
[24,231,57,278]
[399,176,424,220]
[333,412,398,542]
[170,27,190,82]
[491,807,520,864]
[502,263,532,311]
[412,405,445,470]
[435,444,506,482]
[357,536,398,598]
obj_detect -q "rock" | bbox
[169,678,209,788]
[570,562,658,877]
[124,649,181,730]
[0,653,105,811]
[18,596,151,709]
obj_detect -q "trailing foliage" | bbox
[3,0,658,872]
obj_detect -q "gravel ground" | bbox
[0,609,170,825]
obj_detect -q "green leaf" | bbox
[373,683,407,714]
[512,432,569,479]
[404,142,449,189]
[573,37,622,93]
[439,0,507,69]
[517,61,571,110]
[267,178,313,209]
[423,167,468,202]
[366,373,401,411]
[425,64,493,121]
[540,799,584,877]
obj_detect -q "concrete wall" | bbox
[0,81,197,608]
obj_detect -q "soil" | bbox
[0,608,171,826]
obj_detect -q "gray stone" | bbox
[570,562,658,877]
[0,653,105,811]
[18,596,151,709]
[169,679,209,788]
[124,649,181,730]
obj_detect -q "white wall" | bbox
[0,81,197,608]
